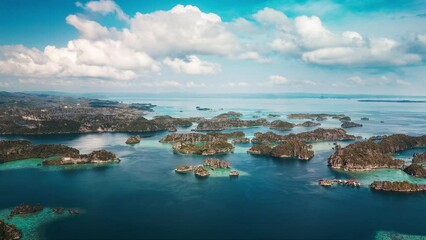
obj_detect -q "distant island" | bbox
[358,99,426,103]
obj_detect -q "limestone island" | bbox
[174,158,238,178]
[370,181,426,192]
[296,121,321,127]
[160,132,245,155]
[126,135,141,144]
[0,140,120,166]
[287,113,348,121]
[248,139,314,160]
[412,152,426,163]
[403,164,426,178]
[341,122,363,128]
[0,92,204,135]
[269,120,295,131]
[328,134,426,171]
[0,220,21,240]
[251,128,360,144]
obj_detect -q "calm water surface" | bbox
[1,96,426,240]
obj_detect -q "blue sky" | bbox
[0,0,425,94]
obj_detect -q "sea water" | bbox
[0,94,426,239]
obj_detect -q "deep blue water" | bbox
[1,95,426,240]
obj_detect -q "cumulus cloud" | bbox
[80,0,129,22]
[253,7,290,30]
[0,1,423,88]
[302,38,421,66]
[125,5,240,57]
[268,75,317,87]
[163,55,221,75]
[0,40,160,80]
[0,3,238,81]
[249,7,422,67]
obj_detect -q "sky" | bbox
[0,0,426,95]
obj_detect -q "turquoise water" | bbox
[0,208,82,240]
[1,95,426,239]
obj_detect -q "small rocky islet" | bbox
[125,135,141,144]
[174,158,238,178]
[0,220,21,240]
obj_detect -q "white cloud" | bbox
[0,4,238,81]
[83,0,129,22]
[226,82,250,87]
[163,55,221,75]
[249,7,421,67]
[396,79,411,86]
[125,5,240,57]
[0,41,160,80]
[269,75,290,85]
[237,51,271,63]
[294,15,337,49]
[349,76,366,85]
[66,15,112,40]
[253,7,290,29]
[302,38,422,66]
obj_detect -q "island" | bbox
[0,92,198,135]
[248,139,314,160]
[0,220,21,240]
[42,150,120,166]
[175,158,234,178]
[341,122,363,128]
[413,152,426,163]
[251,128,359,144]
[296,121,321,127]
[370,181,426,192]
[403,164,426,178]
[287,113,348,121]
[8,204,43,219]
[0,140,120,166]
[159,132,244,155]
[269,120,295,131]
[126,135,141,144]
[328,134,426,171]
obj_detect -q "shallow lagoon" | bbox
[1,95,426,239]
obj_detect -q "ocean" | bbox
[1,94,426,240]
